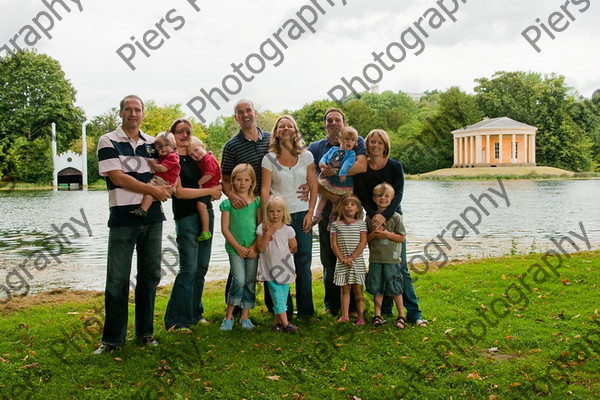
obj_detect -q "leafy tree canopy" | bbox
[0,50,85,181]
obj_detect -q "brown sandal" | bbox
[394,316,406,329]
[372,315,387,327]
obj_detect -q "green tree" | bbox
[419,86,483,169]
[341,90,419,134]
[474,71,594,171]
[141,101,206,140]
[86,107,120,139]
[256,109,281,134]
[0,50,85,182]
[292,99,338,144]
[5,136,53,182]
[205,115,238,159]
[359,91,419,131]
[342,99,382,136]
[565,93,600,169]
[82,108,120,184]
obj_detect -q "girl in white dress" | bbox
[256,195,298,333]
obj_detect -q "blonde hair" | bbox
[365,129,391,158]
[155,132,175,150]
[264,195,291,225]
[269,115,305,155]
[336,194,364,221]
[373,182,395,198]
[231,163,256,199]
[188,136,205,153]
[340,126,359,142]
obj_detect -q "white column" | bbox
[454,137,458,165]
[531,134,536,164]
[486,134,490,164]
[469,136,474,165]
[465,136,470,164]
[52,123,58,188]
[475,135,482,164]
[82,122,88,187]
[511,133,516,163]
[523,133,528,164]
[498,134,503,165]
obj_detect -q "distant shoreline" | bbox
[407,165,600,180]
[2,167,600,191]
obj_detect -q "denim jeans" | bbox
[164,211,213,329]
[290,211,315,316]
[380,239,423,322]
[227,253,258,309]
[102,223,163,346]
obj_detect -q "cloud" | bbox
[1,0,598,122]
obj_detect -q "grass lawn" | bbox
[1,251,599,399]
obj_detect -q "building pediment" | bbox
[452,117,537,137]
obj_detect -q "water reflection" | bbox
[1,179,598,294]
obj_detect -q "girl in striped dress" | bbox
[330,194,367,325]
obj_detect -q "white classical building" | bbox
[52,122,88,188]
[452,117,537,168]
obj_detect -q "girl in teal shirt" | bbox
[219,163,261,331]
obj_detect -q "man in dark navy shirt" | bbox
[307,108,367,314]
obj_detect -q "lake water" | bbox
[1,179,599,296]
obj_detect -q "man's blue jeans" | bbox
[164,211,213,329]
[290,211,315,316]
[102,223,162,346]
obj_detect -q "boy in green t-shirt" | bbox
[366,182,407,329]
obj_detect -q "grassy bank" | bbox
[0,180,106,191]
[408,166,600,180]
[1,251,599,399]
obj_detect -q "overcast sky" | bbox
[2,0,598,124]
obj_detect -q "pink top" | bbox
[155,151,181,186]
[198,151,221,188]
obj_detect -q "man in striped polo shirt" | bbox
[220,99,273,315]
[94,95,172,354]
[220,99,271,205]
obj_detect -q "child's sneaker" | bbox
[240,319,256,330]
[337,316,350,323]
[220,318,234,331]
[355,317,366,326]
[282,324,298,333]
[197,231,212,242]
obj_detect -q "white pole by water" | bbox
[51,122,58,188]
[82,122,88,188]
